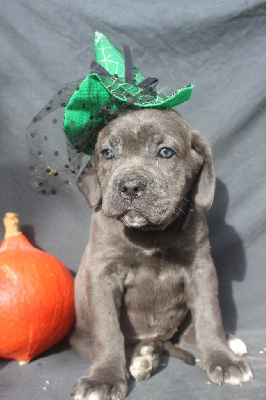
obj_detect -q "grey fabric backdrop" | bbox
[0,0,265,399]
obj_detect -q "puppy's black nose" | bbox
[118,178,146,201]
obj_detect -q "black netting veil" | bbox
[26,79,89,195]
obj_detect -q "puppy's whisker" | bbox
[178,196,193,205]
[175,207,186,215]
[172,208,183,218]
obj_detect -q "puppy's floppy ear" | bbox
[77,153,102,208]
[190,130,215,210]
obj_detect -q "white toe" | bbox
[242,368,253,382]
[140,345,154,356]
[228,336,247,356]
[224,375,241,386]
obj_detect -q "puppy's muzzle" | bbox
[118,178,147,201]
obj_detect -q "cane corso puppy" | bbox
[70,109,252,400]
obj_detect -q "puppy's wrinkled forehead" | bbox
[97,109,190,153]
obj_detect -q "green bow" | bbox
[63,31,193,155]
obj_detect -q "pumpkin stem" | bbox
[3,213,21,239]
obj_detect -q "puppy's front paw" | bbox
[72,375,127,400]
[202,351,253,386]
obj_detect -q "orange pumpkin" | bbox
[0,213,75,365]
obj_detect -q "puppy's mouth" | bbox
[120,209,164,230]
[121,209,148,228]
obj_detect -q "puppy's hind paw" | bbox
[129,345,159,381]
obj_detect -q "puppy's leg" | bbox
[179,320,248,357]
[69,327,93,360]
[71,256,128,400]
[129,340,163,381]
[187,254,252,386]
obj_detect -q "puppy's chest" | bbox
[120,250,188,342]
[123,249,186,303]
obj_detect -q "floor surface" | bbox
[1,330,265,400]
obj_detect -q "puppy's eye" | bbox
[102,149,114,159]
[158,148,175,159]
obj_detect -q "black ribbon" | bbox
[90,60,113,78]
[138,77,159,89]
[123,44,159,90]
[90,45,159,91]
[123,44,135,84]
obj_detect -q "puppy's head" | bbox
[78,109,215,230]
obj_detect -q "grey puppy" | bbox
[70,109,252,400]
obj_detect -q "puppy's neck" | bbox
[124,212,192,251]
